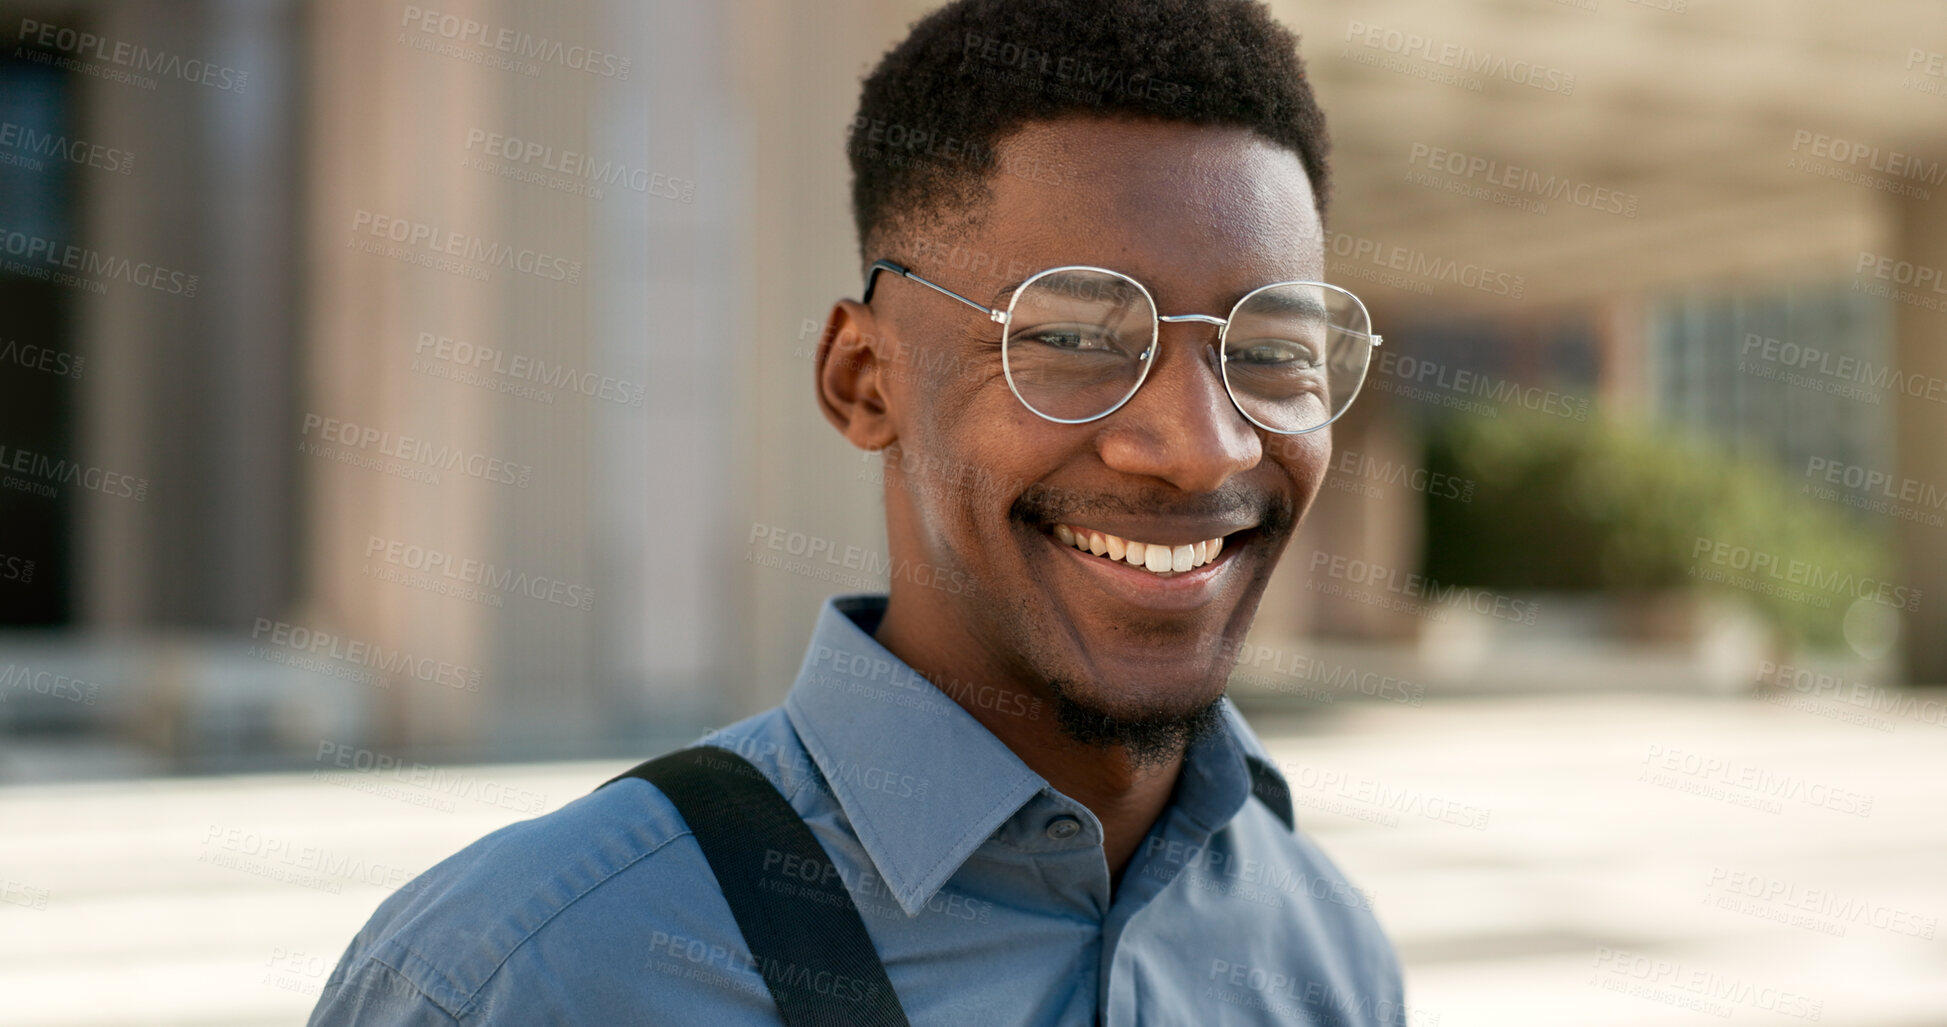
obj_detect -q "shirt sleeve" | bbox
[308,958,462,1026]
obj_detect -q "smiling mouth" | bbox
[1049,523,1242,578]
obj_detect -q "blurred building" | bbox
[0,0,1942,776]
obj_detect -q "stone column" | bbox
[1891,192,1947,684]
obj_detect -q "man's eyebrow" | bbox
[995,269,1143,305]
[988,272,1331,315]
[1233,287,1329,318]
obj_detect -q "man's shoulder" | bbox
[1253,813,1403,998]
[314,708,805,1021]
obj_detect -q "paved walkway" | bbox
[3,691,1943,1025]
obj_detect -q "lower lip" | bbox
[1043,530,1242,612]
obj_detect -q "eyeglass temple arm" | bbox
[862,260,1009,323]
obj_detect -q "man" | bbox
[310,0,1404,1023]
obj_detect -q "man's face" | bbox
[859,115,1331,738]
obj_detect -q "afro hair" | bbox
[847,0,1331,267]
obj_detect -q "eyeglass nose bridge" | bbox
[1150,313,1230,367]
[1152,313,1229,362]
[1156,313,1228,327]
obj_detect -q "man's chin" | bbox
[1044,675,1227,771]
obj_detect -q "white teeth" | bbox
[1055,524,1232,576]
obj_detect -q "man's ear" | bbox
[814,298,898,451]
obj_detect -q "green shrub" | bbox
[1420,409,1890,646]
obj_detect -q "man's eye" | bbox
[1022,324,1123,354]
[1230,338,1322,368]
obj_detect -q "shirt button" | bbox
[1045,816,1082,841]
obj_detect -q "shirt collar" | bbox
[782,593,1284,916]
[784,595,1046,917]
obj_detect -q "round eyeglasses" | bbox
[861,260,1381,435]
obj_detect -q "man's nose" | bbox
[1092,322,1262,493]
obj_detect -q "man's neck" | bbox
[873,598,1183,887]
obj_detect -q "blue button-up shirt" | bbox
[310,595,1406,1025]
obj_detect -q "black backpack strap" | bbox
[600,746,911,1027]
[1245,755,1296,831]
